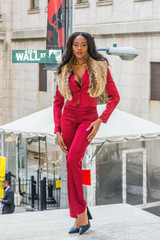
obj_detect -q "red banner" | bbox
[46,0,65,49]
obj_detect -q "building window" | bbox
[96,0,113,6]
[75,0,89,8]
[150,62,160,101]
[39,63,47,92]
[78,0,88,2]
[31,0,39,9]
[134,0,151,2]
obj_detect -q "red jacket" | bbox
[53,68,120,134]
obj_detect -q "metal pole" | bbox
[38,136,41,210]
[59,0,73,209]
[64,0,67,48]
[25,138,28,180]
[53,161,55,187]
[69,0,73,36]
[122,151,127,204]
[40,179,43,211]
[1,132,4,156]
[40,177,47,211]
[64,0,72,47]
[43,177,47,210]
[45,136,48,180]
[37,169,39,210]
[15,135,19,193]
[31,175,35,208]
[66,0,69,41]
[143,149,147,206]
[39,136,41,179]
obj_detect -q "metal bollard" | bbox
[47,183,56,204]
[31,176,35,208]
[43,177,47,210]
[40,177,47,211]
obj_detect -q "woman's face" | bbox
[72,35,88,60]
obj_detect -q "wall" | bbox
[1,0,160,125]
[73,0,160,124]
[0,0,54,125]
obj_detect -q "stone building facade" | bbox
[0,0,160,126]
[73,0,160,124]
[0,0,53,125]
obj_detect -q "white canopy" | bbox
[1,105,160,142]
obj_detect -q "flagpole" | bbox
[60,0,73,209]
[64,0,73,47]
[64,0,67,48]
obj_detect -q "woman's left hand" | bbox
[86,118,103,142]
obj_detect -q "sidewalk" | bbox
[0,205,27,214]
[0,204,160,240]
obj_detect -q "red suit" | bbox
[53,67,120,218]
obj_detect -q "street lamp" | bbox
[97,44,139,61]
[49,44,139,71]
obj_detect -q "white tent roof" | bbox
[0,107,54,136]
[1,105,160,142]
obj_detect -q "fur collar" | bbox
[56,54,108,101]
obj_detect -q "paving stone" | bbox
[0,204,160,240]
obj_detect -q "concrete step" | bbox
[1,204,160,240]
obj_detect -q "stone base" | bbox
[1,204,160,239]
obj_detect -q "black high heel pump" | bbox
[87,206,93,220]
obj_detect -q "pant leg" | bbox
[61,106,78,218]
[61,106,98,218]
[61,106,78,151]
[66,120,94,218]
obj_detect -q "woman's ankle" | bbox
[73,218,79,228]
[77,208,88,226]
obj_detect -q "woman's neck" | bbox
[74,58,87,66]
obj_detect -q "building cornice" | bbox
[73,20,160,36]
[11,29,47,40]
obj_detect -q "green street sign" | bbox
[12,50,62,63]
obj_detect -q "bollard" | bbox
[47,183,56,204]
[31,176,35,208]
[48,183,53,197]
[40,179,43,211]
[43,177,46,210]
[40,177,47,211]
[18,177,21,194]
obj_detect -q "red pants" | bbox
[61,105,98,218]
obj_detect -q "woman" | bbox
[53,32,120,235]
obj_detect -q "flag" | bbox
[46,0,65,50]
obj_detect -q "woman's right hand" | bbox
[56,132,69,155]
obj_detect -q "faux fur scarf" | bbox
[56,54,108,102]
